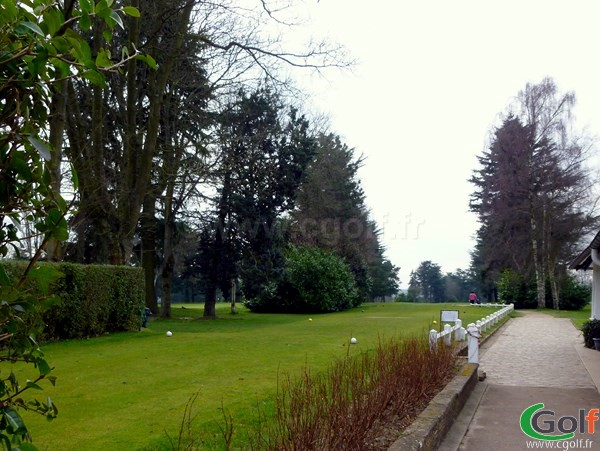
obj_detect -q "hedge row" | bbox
[1,261,145,341]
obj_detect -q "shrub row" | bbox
[250,336,457,449]
[1,261,144,341]
[497,269,590,310]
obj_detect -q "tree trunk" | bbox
[116,0,194,265]
[160,177,176,318]
[161,254,174,319]
[203,280,217,318]
[230,278,237,314]
[141,194,158,312]
[530,218,545,308]
[549,270,560,310]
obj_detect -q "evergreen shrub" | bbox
[244,246,360,313]
[557,275,590,311]
[0,261,144,340]
[582,319,600,349]
[497,269,589,311]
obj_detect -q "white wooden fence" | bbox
[428,303,514,364]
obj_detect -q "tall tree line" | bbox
[469,78,597,308]
[21,0,397,317]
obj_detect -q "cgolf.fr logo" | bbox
[520,403,599,441]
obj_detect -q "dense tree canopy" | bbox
[191,88,318,317]
[290,133,399,301]
[408,260,445,303]
[469,78,597,308]
[2,0,398,323]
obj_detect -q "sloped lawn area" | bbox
[20,302,499,450]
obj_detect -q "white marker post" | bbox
[467,323,480,364]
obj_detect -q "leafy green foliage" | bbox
[196,88,318,316]
[0,0,143,446]
[558,275,590,311]
[244,246,360,313]
[408,260,445,303]
[498,269,589,310]
[497,269,537,309]
[2,261,144,340]
[290,133,383,301]
[582,319,600,349]
[0,263,62,448]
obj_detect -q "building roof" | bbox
[569,229,600,270]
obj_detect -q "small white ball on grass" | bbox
[350,337,357,344]
[166,331,173,337]
[308,318,313,321]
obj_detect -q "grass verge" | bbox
[536,303,591,329]
[18,302,501,450]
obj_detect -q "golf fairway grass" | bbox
[19,302,500,450]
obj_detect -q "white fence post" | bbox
[429,329,438,350]
[429,303,512,355]
[454,319,464,341]
[467,323,480,364]
[444,324,452,346]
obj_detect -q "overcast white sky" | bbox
[284,0,600,287]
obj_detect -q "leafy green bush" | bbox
[497,269,537,308]
[582,319,600,349]
[244,246,359,313]
[558,275,590,310]
[497,269,589,310]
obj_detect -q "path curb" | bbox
[388,360,479,451]
[388,317,512,451]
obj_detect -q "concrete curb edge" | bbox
[387,361,479,451]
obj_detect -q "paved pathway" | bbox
[440,311,600,451]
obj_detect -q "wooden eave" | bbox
[569,229,600,270]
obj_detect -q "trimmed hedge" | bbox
[0,261,144,340]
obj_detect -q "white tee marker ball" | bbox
[166,331,173,337]
[350,337,357,344]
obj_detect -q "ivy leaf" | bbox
[122,6,140,17]
[27,136,52,161]
[36,358,51,376]
[102,29,112,43]
[79,0,93,14]
[95,0,111,20]
[95,49,112,68]
[136,53,157,70]
[109,11,123,30]
[19,22,45,37]
[79,13,91,32]
[26,381,43,391]
[4,407,27,434]
[70,163,79,190]
[81,69,106,87]
[27,264,64,296]
[42,8,65,37]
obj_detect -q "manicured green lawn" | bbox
[21,302,501,450]
[538,303,592,329]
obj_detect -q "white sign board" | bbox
[441,310,459,323]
